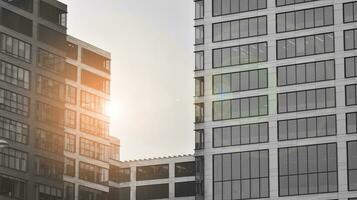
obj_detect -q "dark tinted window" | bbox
[0,8,32,36]
[175,181,196,197]
[38,24,66,51]
[136,164,169,181]
[2,0,33,12]
[175,162,195,177]
[66,42,78,60]
[109,187,130,200]
[81,48,110,73]
[136,184,169,200]
[39,0,66,26]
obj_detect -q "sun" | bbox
[105,101,122,119]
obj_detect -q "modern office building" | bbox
[109,155,196,200]
[0,0,121,199]
[194,0,357,200]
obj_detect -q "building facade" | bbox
[0,0,121,200]
[109,155,196,200]
[194,0,357,200]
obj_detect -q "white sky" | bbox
[61,0,195,160]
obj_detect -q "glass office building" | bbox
[194,0,357,199]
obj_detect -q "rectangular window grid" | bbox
[213,42,267,68]
[278,114,336,141]
[277,59,335,86]
[277,32,334,60]
[213,122,268,148]
[213,150,269,200]
[278,143,338,196]
[213,95,268,121]
[213,16,267,42]
[277,87,335,114]
[213,68,268,94]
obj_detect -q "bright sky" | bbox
[60,0,195,160]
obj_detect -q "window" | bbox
[345,29,357,50]
[0,8,32,37]
[80,137,109,162]
[110,144,120,161]
[37,184,62,200]
[279,143,338,196]
[213,95,268,121]
[346,84,357,106]
[277,87,335,113]
[0,174,26,200]
[344,2,357,23]
[277,6,333,33]
[80,90,108,114]
[175,161,195,177]
[81,48,110,73]
[277,60,335,86]
[64,182,75,200]
[35,156,63,180]
[213,42,267,68]
[81,70,110,94]
[347,112,357,134]
[213,68,268,94]
[278,115,336,141]
[109,187,130,200]
[35,129,64,154]
[39,1,66,27]
[212,0,267,16]
[348,141,357,191]
[0,60,30,89]
[36,101,64,127]
[66,41,78,60]
[65,63,77,81]
[36,75,76,104]
[195,103,204,123]
[79,186,108,200]
[195,129,204,149]
[2,0,33,12]
[136,184,169,200]
[64,157,75,177]
[38,24,66,51]
[195,77,204,97]
[0,147,27,171]
[37,48,65,74]
[0,116,28,144]
[277,0,318,6]
[278,32,334,60]
[175,181,196,197]
[345,56,357,78]
[136,164,169,181]
[195,0,204,19]
[65,133,75,153]
[65,109,76,129]
[213,122,268,147]
[0,33,31,63]
[213,16,267,42]
[80,114,109,137]
[195,25,204,45]
[196,156,205,198]
[0,88,30,116]
[213,150,269,200]
[195,51,204,70]
[79,162,109,185]
[109,165,130,183]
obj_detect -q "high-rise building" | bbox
[194,0,357,200]
[0,0,120,199]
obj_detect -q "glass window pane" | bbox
[308,173,318,193]
[298,146,308,173]
[346,57,355,78]
[286,12,295,31]
[241,152,250,179]
[222,154,231,180]
[258,16,267,35]
[213,128,222,147]
[222,127,231,146]
[249,18,258,36]
[213,0,222,16]
[258,43,267,62]
[232,180,241,199]
[345,3,354,22]
[347,113,357,134]
[213,101,222,120]
[241,125,250,144]
[324,6,333,25]
[232,153,241,179]
[288,120,297,139]
[305,36,315,55]
[296,64,306,83]
[297,118,307,139]
[259,69,267,88]
[222,22,230,41]
[231,21,240,39]
[316,88,326,109]
[277,40,286,59]
[296,10,305,30]
[231,47,239,65]
[299,174,308,194]
[315,7,324,27]
[346,85,356,105]
[286,39,296,58]
[213,49,222,68]
[222,48,231,66]
[213,75,222,94]
[259,123,268,142]
[278,94,287,113]
[287,65,296,85]
[231,99,240,118]
[240,19,249,38]
[249,44,258,63]
[222,74,231,93]
[279,121,288,140]
[326,87,335,107]
[346,30,354,50]
[277,13,286,33]
[250,124,259,143]
[315,34,325,54]
[279,176,288,196]
[240,0,249,12]
[214,182,223,200]
[259,95,268,115]
[240,71,249,91]
[231,0,239,13]
[213,23,222,42]
[222,100,231,120]
[232,126,241,145]
[297,91,306,111]
[296,37,305,56]
[287,92,297,112]
[249,70,258,89]
[222,0,230,15]
[214,155,222,181]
